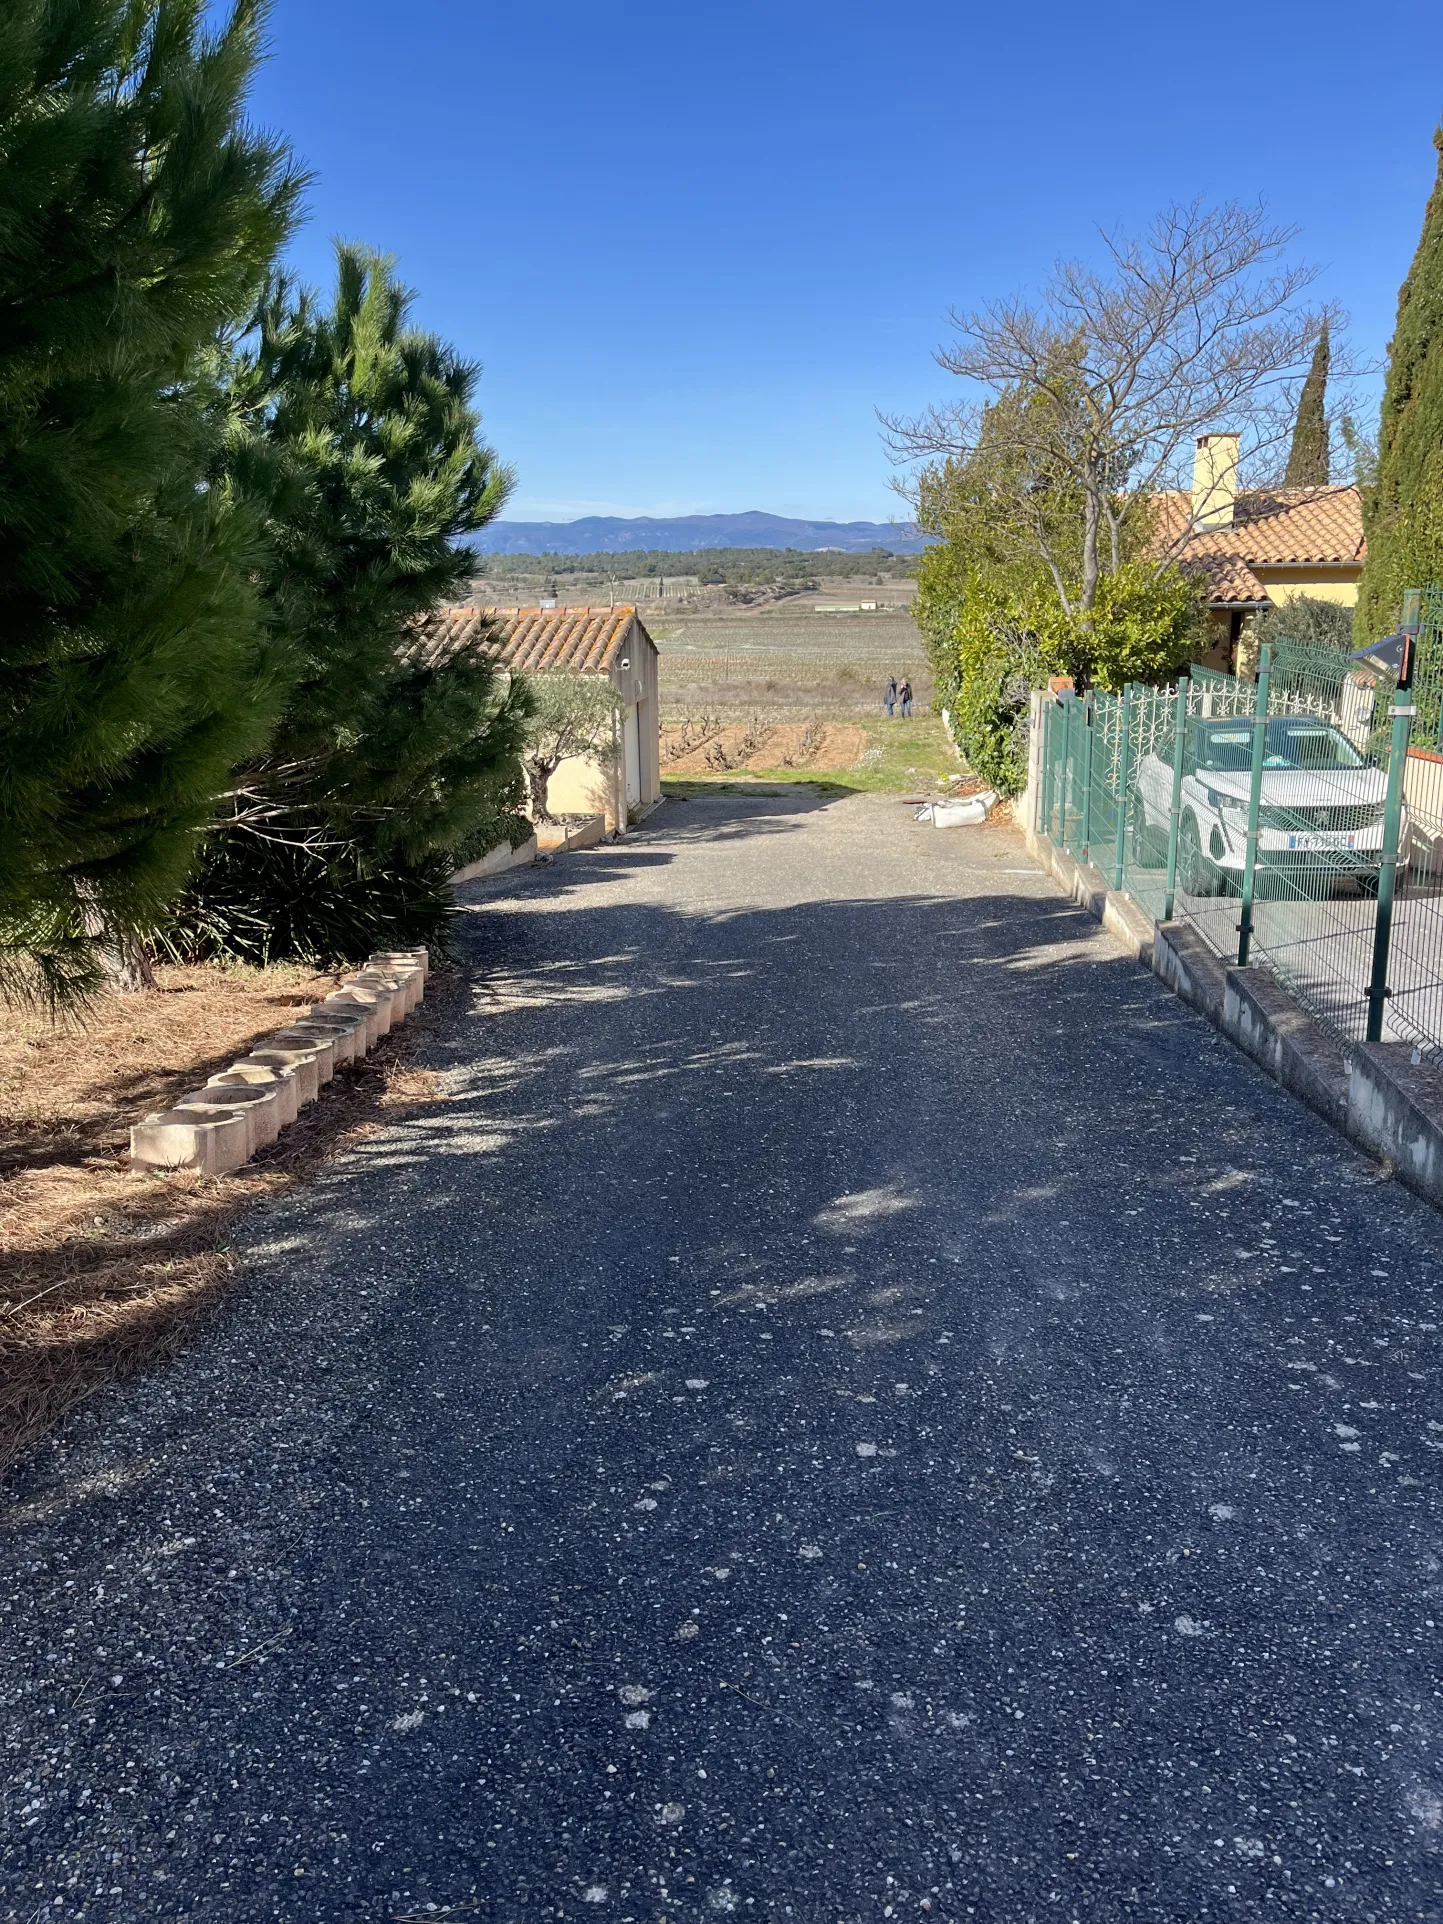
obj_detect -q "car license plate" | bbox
[1286,832,1356,852]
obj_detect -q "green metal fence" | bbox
[1035,592,1443,1058]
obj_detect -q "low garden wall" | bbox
[129,949,430,1178]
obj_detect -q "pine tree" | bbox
[1284,321,1330,487]
[1356,129,1443,640]
[172,246,530,963]
[0,0,302,1003]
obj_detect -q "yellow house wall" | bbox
[1253,567,1360,609]
[545,753,613,820]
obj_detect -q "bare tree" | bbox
[520,674,619,821]
[884,202,1354,619]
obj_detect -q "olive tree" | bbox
[520,676,619,822]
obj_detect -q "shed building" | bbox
[414,603,661,828]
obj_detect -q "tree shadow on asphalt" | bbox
[305,859,1419,1383]
[14,836,1443,1924]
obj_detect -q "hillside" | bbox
[469,510,929,555]
[471,546,918,590]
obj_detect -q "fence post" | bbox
[1079,692,1095,862]
[1163,673,1189,922]
[1059,694,1073,851]
[1365,588,1422,1041]
[1237,642,1273,967]
[1053,697,1065,842]
[1112,684,1134,890]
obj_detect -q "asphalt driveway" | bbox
[4,785,1443,1922]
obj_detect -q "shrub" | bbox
[1034,562,1200,693]
[951,576,1044,796]
[1254,594,1355,652]
[1356,128,1443,640]
[450,808,534,870]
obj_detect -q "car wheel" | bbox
[1132,816,1165,867]
[1178,812,1218,897]
[1352,848,1414,898]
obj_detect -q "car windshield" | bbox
[1193,718,1365,774]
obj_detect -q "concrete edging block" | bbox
[269,1027,337,1083]
[1049,845,1079,898]
[207,1062,300,1128]
[128,948,431,1180]
[299,1010,368,1062]
[365,963,421,1013]
[175,1082,280,1153]
[565,816,606,852]
[130,1105,249,1175]
[1069,859,1110,923]
[321,990,384,1047]
[364,965,417,1014]
[362,945,430,976]
[347,974,400,1031]
[345,980,393,1026]
[1101,891,1155,963]
[538,815,606,855]
[239,1048,321,1108]
[207,1064,298,1131]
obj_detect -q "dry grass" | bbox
[0,962,462,1472]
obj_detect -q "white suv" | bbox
[1135,714,1398,897]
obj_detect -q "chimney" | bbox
[1192,433,1239,529]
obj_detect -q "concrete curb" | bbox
[538,815,606,854]
[1347,1045,1443,1199]
[1027,826,1443,1211]
[129,947,430,1176]
[450,834,539,886]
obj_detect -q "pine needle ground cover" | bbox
[0,964,460,1471]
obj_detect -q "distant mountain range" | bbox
[469,510,929,556]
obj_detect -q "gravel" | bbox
[4,785,1443,1921]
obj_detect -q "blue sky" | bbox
[248,0,1443,524]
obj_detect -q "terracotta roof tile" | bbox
[1182,553,1269,604]
[1152,485,1365,603]
[409,605,642,675]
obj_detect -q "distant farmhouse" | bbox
[1159,433,1364,671]
[414,604,661,829]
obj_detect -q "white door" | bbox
[623,704,641,812]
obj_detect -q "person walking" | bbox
[898,676,913,719]
[883,675,897,719]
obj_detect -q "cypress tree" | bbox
[1284,320,1330,487]
[171,245,530,964]
[1356,128,1443,639]
[0,0,302,1003]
